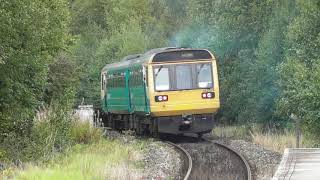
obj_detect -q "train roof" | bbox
[101,47,211,72]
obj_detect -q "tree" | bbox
[252,0,296,129]
[0,0,70,141]
[70,0,181,106]
[278,0,320,141]
[178,0,273,124]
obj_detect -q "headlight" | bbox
[202,92,215,99]
[155,95,169,102]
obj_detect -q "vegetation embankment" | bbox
[1,120,146,180]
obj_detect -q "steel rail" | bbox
[165,141,193,180]
[203,138,252,180]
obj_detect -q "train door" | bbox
[125,69,132,113]
[143,66,150,113]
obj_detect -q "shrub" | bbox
[0,105,74,163]
[70,121,103,144]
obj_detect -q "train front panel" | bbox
[147,50,220,134]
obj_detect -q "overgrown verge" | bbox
[213,125,315,153]
[0,102,102,171]
[0,104,147,179]
[2,139,145,180]
[1,123,183,180]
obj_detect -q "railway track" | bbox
[165,141,192,180]
[164,135,252,180]
[203,138,252,180]
[98,127,251,180]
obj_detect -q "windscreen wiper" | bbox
[155,65,163,77]
[198,64,205,74]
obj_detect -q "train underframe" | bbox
[95,110,215,138]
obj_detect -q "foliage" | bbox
[45,52,79,105]
[70,0,181,106]
[0,0,70,142]
[1,104,72,162]
[252,0,296,128]
[278,0,320,142]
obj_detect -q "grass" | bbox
[213,125,308,153]
[2,139,146,180]
[213,125,250,140]
[251,130,299,153]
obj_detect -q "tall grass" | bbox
[213,125,250,140]
[13,140,145,180]
[251,130,298,153]
[213,125,308,153]
[71,121,103,144]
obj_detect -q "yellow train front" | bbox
[147,48,220,136]
[100,47,220,137]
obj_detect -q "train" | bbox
[99,47,220,137]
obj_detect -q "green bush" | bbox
[0,101,105,163]
[0,105,72,162]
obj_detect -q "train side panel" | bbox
[105,69,131,114]
[103,64,150,115]
[128,65,150,114]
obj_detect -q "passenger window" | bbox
[154,67,169,91]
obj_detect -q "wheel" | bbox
[123,115,129,130]
[151,118,159,138]
[129,114,134,130]
[134,115,143,135]
[110,114,116,130]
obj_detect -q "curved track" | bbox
[203,138,252,180]
[164,141,193,180]
[163,135,252,180]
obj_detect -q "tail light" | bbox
[155,95,168,102]
[202,92,215,99]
